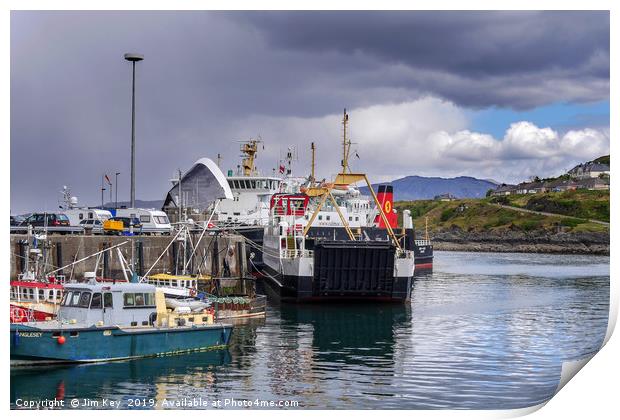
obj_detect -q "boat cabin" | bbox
[59,282,159,327]
[57,282,214,328]
[10,281,64,305]
[270,194,309,217]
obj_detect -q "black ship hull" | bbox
[261,240,413,303]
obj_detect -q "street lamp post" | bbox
[115,172,121,209]
[124,52,144,209]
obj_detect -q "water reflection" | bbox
[11,350,231,408]
[10,252,610,410]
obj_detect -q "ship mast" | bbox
[341,108,351,174]
[310,142,316,187]
[240,138,261,176]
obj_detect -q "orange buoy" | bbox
[57,336,66,345]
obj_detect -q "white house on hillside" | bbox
[568,162,610,179]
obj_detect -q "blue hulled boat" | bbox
[11,281,233,364]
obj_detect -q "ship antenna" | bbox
[310,142,316,187]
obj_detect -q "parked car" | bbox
[20,213,70,227]
[79,219,103,234]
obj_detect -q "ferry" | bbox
[261,192,415,302]
[10,280,233,364]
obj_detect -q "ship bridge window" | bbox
[70,292,81,306]
[60,291,71,306]
[123,292,156,308]
[78,292,92,308]
[90,293,102,309]
[104,292,113,308]
[140,215,151,223]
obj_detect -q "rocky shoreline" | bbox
[429,230,610,255]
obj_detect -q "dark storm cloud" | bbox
[234,11,609,108]
[10,11,609,213]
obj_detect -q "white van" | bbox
[114,208,172,235]
[62,208,112,227]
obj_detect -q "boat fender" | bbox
[57,336,66,345]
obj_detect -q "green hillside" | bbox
[395,190,609,235]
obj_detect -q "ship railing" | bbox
[280,249,313,259]
[414,239,433,246]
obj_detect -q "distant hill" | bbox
[360,175,499,201]
[593,155,610,165]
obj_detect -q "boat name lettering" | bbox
[18,332,43,338]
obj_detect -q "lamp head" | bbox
[124,53,144,62]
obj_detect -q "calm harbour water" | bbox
[11,251,610,410]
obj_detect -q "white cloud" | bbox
[214,98,609,186]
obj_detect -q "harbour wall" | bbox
[9,233,248,280]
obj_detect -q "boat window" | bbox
[70,292,81,306]
[61,291,72,306]
[78,292,91,308]
[228,180,234,188]
[250,180,256,189]
[355,216,359,221]
[233,180,239,189]
[79,213,84,220]
[134,293,145,306]
[145,293,155,306]
[318,215,322,220]
[140,215,151,223]
[103,293,113,308]
[38,289,45,300]
[91,293,102,309]
[29,289,34,299]
[88,212,94,219]
[124,293,135,307]
[326,216,331,221]
[10,288,16,299]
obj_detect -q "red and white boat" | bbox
[10,276,65,322]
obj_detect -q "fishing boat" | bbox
[10,280,233,365]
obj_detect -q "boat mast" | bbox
[341,109,351,174]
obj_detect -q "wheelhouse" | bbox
[270,194,309,216]
[10,281,64,304]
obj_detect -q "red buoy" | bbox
[57,336,66,345]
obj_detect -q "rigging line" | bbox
[249,259,283,288]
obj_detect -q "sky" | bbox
[10,11,610,214]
